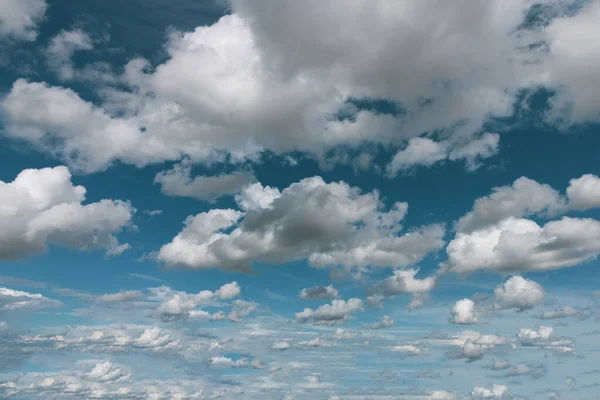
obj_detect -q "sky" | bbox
[0,0,600,399]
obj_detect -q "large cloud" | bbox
[0,166,134,260]
[444,216,600,274]
[0,0,46,41]
[455,174,600,234]
[2,1,599,173]
[158,176,444,271]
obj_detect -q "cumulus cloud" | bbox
[371,268,437,297]
[444,216,600,274]
[450,299,479,325]
[471,384,507,398]
[392,344,429,357]
[386,133,499,175]
[0,0,47,41]
[455,177,565,234]
[0,287,61,311]
[86,361,131,383]
[154,162,255,202]
[455,174,600,234]
[363,315,394,329]
[566,174,600,211]
[494,276,545,311]
[5,1,598,173]
[150,281,240,322]
[158,176,444,272]
[299,285,338,300]
[0,166,134,260]
[430,391,457,400]
[295,298,364,325]
[540,306,582,320]
[45,29,94,80]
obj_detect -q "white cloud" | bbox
[154,162,255,202]
[430,391,457,400]
[96,290,143,304]
[271,341,291,351]
[45,29,94,80]
[363,315,394,329]
[215,281,241,300]
[86,361,131,383]
[159,177,444,271]
[372,268,437,297]
[299,285,338,300]
[295,298,364,325]
[494,276,545,311]
[444,216,600,274]
[151,282,240,322]
[0,287,61,311]
[0,0,46,41]
[387,133,499,175]
[471,384,507,399]
[0,166,134,260]
[392,344,428,357]
[5,1,599,173]
[450,299,479,325]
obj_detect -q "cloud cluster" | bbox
[159,177,444,272]
[295,298,364,325]
[3,1,599,173]
[0,166,134,260]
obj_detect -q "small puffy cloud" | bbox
[372,268,437,297]
[387,137,448,174]
[450,299,479,325]
[86,361,131,383]
[228,299,257,323]
[430,391,457,400]
[206,356,249,368]
[271,341,291,351]
[215,281,241,300]
[516,326,575,353]
[471,384,507,398]
[96,290,143,304]
[366,295,384,309]
[491,359,511,371]
[154,162,255,202]
[494,276,545,311]
[363,315,394,329]
[296,298,364,325]
[0,166,134,261]
[159,177,444,272]
[444,217,600,274]
[392,344,428,357]
[446,332,506,363]
[387,133,499,175]
[0,0,47,40]
[299,285,338,300]
[0,287,61,311]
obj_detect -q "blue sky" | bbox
[1,0,600,399]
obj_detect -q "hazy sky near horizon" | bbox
[1,0,600,399]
